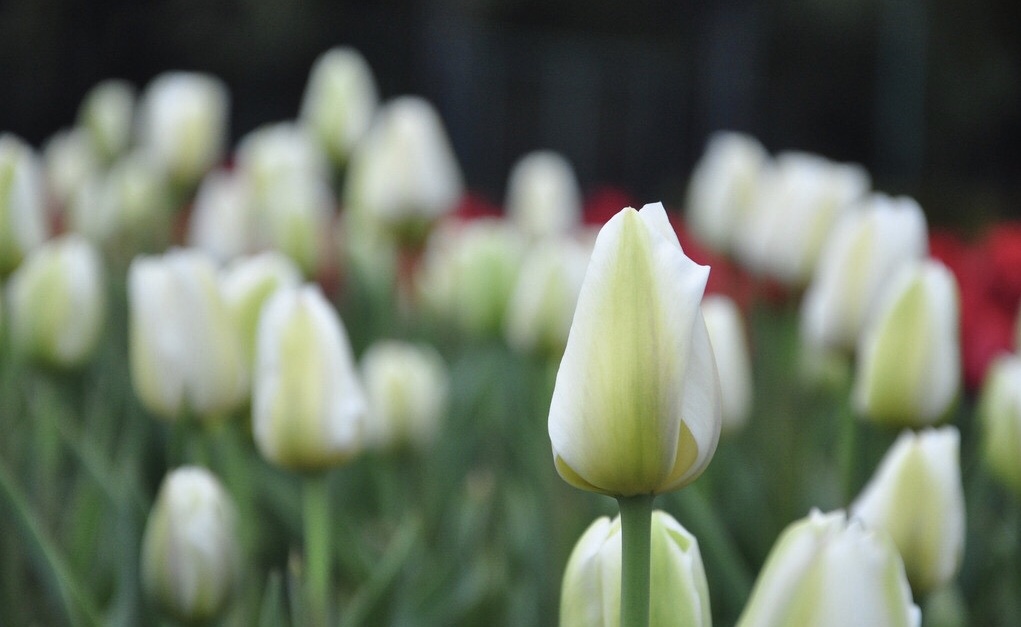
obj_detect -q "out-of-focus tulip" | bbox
[141,466,240,624]
[299,47,379,167]
[737,509,920,627]
[344,96,463,243]
[504,151,582,240]
[548,203,721,497]
[416,218,526,338]
[187,169,258,263]
[360,340,448,451]
[734,152,870,286]
[685,132,770,254]
[235,122,329,202]
[801,195,928,352]
[851,427,965,593]
[853,259,961,427]
[43,128,100,211]
[702,294,753,434]
[221,251,302,369]
[0,134,48,274]
[129,249,247,421]
[138,72,229,187]
[253,285,365,471]
[78,79,134,163]
[978,355,1021,497]
[504,237,589,357]
[6,234,105,368]
[256,173,332,276]
[560,510,711,627]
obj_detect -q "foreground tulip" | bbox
[702,294,753,434]
[77,79,134,163]
[7,235,105,368]
[0,134,47,274]
[129,249,247,421]
[252,285,365,471]
[560,511,711,627]
[685,132,769,254]
[504,150,582,240]
[141,466,240,623]
[853,259,961,427]
[360,340,449,452]
[549,202,721,497]
[850,427,965,593]
[978,355,1021,497]
[300,47,379,167]
[737,509,920,627]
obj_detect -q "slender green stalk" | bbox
[838,399,858,505]
[617,494,655,627]
[304,473,332,625]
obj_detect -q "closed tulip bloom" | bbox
[138,72,229,187]
[253,285,366,471]
[7,234,105,368]
[235,122,329,202]
[141,466,240,623]
[801,195,928,352]
[504,151,582,240]
[360,340,449,451]
[702,295,753,434]
[978,355,1021,496]
[853,260,961,427]
[560,510,711,627]
[187,169,258,263]
[0,134,48,274]
[344,96,463,240]
[737,509,920,627]
[43,128,100,211]
[78,79,134,163]
[685,132,770,254]
[129,249,247,421]
[548,203,721,497]
[221,251,302,369]
[300,47,379,166]
[257,173,333,276]
[850,427,965,594]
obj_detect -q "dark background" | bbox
[2,0,1019,227]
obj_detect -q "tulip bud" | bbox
[702,294,753,434]
[300,47,379,166]
[0,134,48,274]
[978,354,1021,496]
[504,151,582,240]
[360,340,449,451]
[548,203,721,497]
[801,195,928,352]
[42,128,100,211]
[850,427,965,593]
[853,259,961,427]
[560,510,711,627]
[141,466,240,623]
[685,132,769,254]
[734,152,870,285]
[257,173,333,276]
[253,285,365,471]
[416,218,527,338]
[186,169,258,263]
[344,96,463,243]
[129,249,247,421]
[138,72,229,187]
[6,234,105,368]
[503,237,589,357]
[737,509,920,627]
[77,79,134,163]
[235,122,329,202]
[221,251,302,369]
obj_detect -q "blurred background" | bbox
[1,0,1019,224]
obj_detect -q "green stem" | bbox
[838,400,859,505]
[617,494,654,627]
[304,473,332,625]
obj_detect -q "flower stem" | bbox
[838,399,858,505]
[304,473,332,625]
[617,493,655,627]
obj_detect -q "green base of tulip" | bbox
[618,494,654,627]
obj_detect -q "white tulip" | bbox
[235,122,329,202]
[851,427,965,593]
[504,150,582,240]
[78,79,134,162]
[702,294,753,434]
[737,509,920,627]
[253,285,365,471]
[0,134,47,274]
[221,251,302,368]
[187,169,258,263]
[853,259,961,427]
[548,202,721,496]
[978,355,1021,497]
[42,128,100,211]
[300,47,379,166]
[801,194,928,352]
